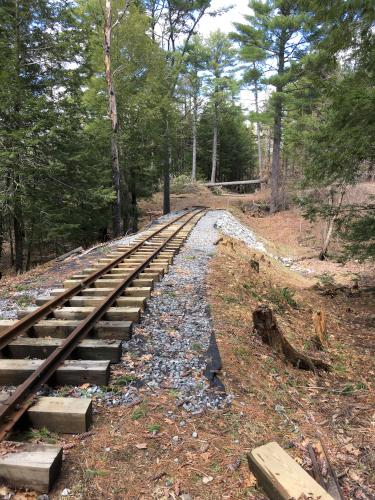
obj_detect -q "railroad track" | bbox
[0,207,205,493]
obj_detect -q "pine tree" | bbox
[202,31,236,184]
[232,1,310,212]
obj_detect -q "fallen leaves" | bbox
[135,443,148,449]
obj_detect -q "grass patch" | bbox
[316,272,336,287]
[14,294,34,307]
[148,423,161,434]
[222,295,241,304]
[113,374,137,386]
[234,346,249,360]
[266,286,298,311]
[131,404,148,420]
[25,427,58,444]
[84,469,108,478]
[242,282,263,300]
[191,342,204,352]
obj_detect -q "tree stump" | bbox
[253,305,330,372]
[250,259,260,273]
[313,310,327,349]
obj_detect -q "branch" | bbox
[111,0,131,30]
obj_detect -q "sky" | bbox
[198,0,258,112]
[199,0,251,37]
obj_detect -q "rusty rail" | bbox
[0,208,205,440]
[0,209,194,351]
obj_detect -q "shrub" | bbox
[170,174,200,194]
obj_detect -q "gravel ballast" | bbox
[99,211,233,413]
[1,209,305,412]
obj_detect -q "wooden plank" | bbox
[0,320,17,333]
[93,278,153,289]
[17,306,140,322]
[124,287,151,298]
[0,359,110,386]
[0,442,62,493]
[33,319,132,340]
[36,295,146,309]
[7,338,122,362]
[248,442,334,500]
[101,271,160,282]
[110,267,164,275]
[28,397,92,434]
[131,278,154,288]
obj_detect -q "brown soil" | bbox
[41,236,373,499]
[0,184,374,499]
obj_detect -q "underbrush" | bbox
[169,174,202,195]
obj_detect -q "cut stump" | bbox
[253,305,331,372]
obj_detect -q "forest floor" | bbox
[0,184,374,499]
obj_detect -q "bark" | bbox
[131,189,138,233]
[270,93,282,213]
[104,0,122,237]
[163,116,171,215]
[270,31,286,214]
[254,77,263,189]
[319,189,345,260]
[163,143,171,214]
[191,95,197,181]
[14,206,24,273]
[253,305,331,372]
[211,99,219,184]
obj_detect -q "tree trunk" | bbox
[270,32,286,214]
[211,100,218,184]
[191,95,197,181]
[163,116,171,215]
[163,144,171,214]
[254,78,263,189]
[319,189,345,260]
[104,0,122,237]
[270,94,282,213]
[131,188,138,233]
[14,207,24,273]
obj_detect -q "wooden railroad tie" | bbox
[0,208,205,493]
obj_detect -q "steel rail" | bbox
[0,208,205,440]
[0,208,195,351]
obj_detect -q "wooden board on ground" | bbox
[7,337,121,362]
[248,441,334,500]
[28,397,92,434]
[0,442,62,493]
[0,359,110,386]
[31,319,132,340]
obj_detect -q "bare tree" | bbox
[102,0,129,236]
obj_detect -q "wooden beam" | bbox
[18,306,140,322]
[0,442,62,493]
[248,442,333,500]
[205,179,267,187]
[7,338,122,362]
[27,397,92,434]
[31,319,132,340]
[0,359,110,386]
